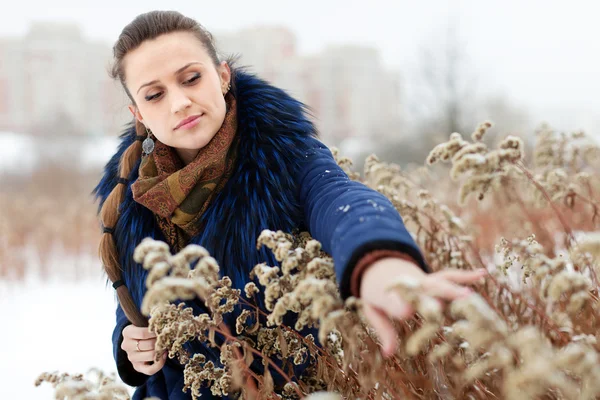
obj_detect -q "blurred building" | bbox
[0,22,403,143]
[215,26,403,145]
[0,22,129,136]
[216,26,297,82]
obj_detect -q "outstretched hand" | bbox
[359,257,487,357]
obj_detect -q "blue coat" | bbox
[94,70,427,399]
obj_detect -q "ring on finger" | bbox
[136,339,141,352]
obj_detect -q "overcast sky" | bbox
[2,0,600,137]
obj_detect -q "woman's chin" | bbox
[179,133,215,150]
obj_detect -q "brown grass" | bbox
[35,124,600,399]
[0,164,102,280]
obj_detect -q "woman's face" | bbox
[123,31,231,161]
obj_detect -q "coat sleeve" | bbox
[296,137,429,299]
[112,302,149,387]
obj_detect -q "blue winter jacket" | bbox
[93,70,427,399]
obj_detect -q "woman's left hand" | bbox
[359,257,487,357]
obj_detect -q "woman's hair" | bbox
[100,10,231,327]
[109,10,222,103]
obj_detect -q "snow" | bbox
[0,271,125,399]
[338,136,376,161]
[79,136,121,170]
[467,154,487,165]
[0,131,119,175]
[0,132,37,174]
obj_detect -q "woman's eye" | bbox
[143,74,199,101]
[184,73,201,84]
[145,92,162,101]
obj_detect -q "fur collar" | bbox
[93,69,319,308]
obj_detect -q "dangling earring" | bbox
[142,127,155,156]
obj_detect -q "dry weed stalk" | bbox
[1,166,102,280]
[36,123,600,399]
[35,368,130,399]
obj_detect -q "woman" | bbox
[94,10,485,399]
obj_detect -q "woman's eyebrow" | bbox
[136,62,204,94]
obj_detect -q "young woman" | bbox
[94,10,485,399]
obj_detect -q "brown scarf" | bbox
[131,93,238,251]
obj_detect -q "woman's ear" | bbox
[128,105,144,124]
[219,61,232,93]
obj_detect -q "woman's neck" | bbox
[175,148,201,165]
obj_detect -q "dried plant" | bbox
[36,123,600,399]
[35,368,130,399]
[1,166,101,280]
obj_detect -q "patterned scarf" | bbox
[131,93,238,251]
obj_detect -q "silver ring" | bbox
[136,339,141,352]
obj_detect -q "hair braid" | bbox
[99,120,148,327]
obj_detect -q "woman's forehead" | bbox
[124,32,210,85]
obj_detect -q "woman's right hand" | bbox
[121,325,167,375]
[360,258,487,357]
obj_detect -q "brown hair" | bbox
[100,10,233,327]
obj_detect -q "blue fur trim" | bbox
[93,70,317,305]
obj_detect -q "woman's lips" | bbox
[175,114,203,130]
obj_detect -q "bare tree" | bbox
[366,22,476,166]
[369,19,532,167]
[408,21,477,141]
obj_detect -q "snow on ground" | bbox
[78,135,122,170]
[0,131,119,175]
[0,132,38,174]
[0,270,127,399]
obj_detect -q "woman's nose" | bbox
[170,89,192,114]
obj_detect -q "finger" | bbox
[134,352,166,375]
[121,337,157,353]
[121,338,136,353]
[435,268,488,284]
[143,338,157,352]
[137,338,157,352]
[379,291,414,321]
[363,304,398,357]
[133,361,156,376]
[128,349,158,363]
[422,278,473,300]
[124,325,157,340]
[132,361,150,375]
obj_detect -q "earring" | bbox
[223,82,231,96]
[142,127,155,155]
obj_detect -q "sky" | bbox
[2,0,600,137]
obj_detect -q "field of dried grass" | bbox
[30,124,600,399]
